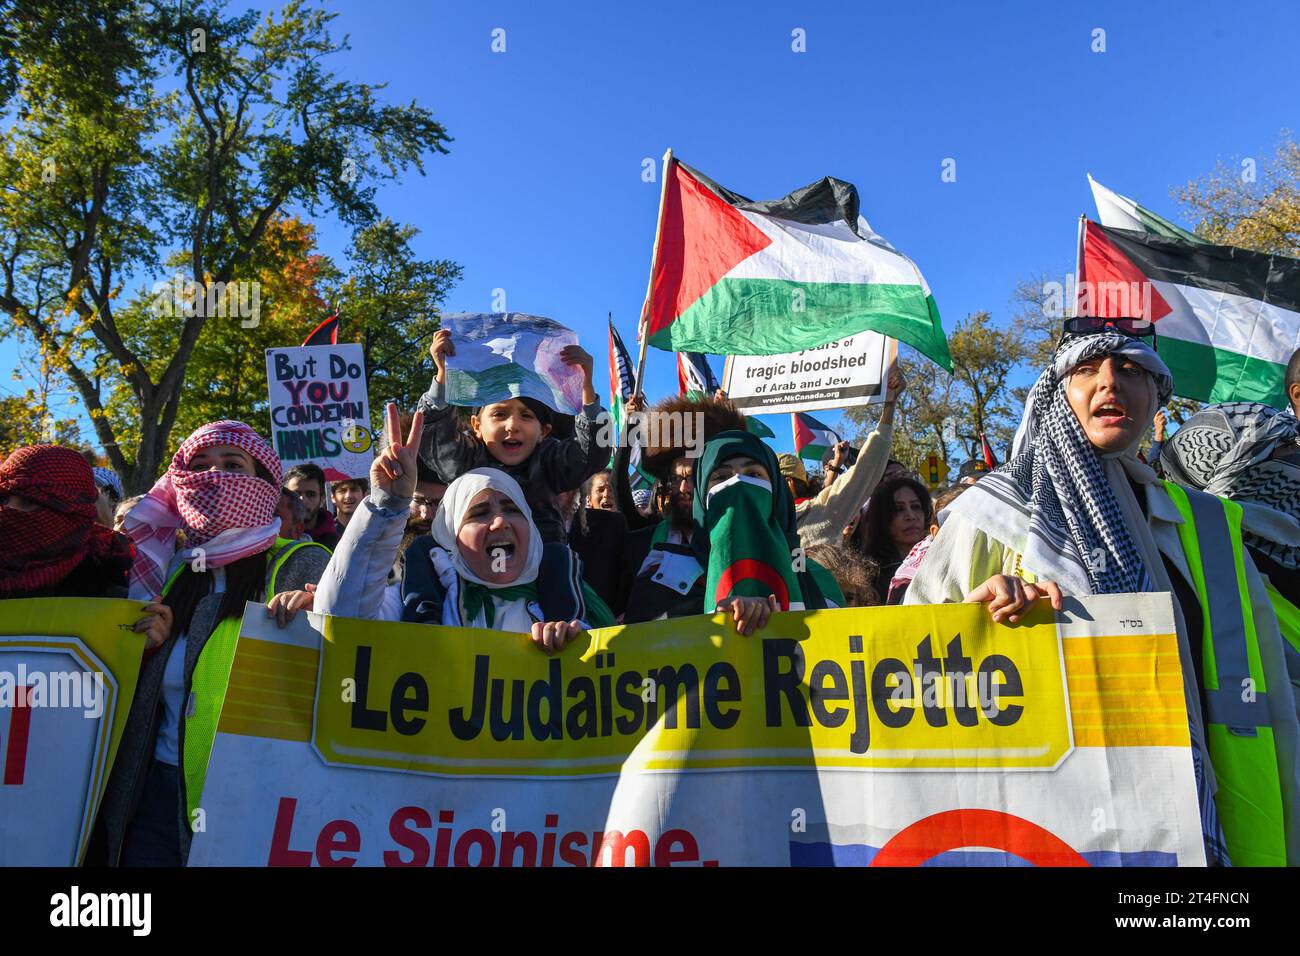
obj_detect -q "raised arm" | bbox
[800,368,905,533]
[314,406,422,621]
[540,345,611,491]
[610,393,657,531]
[416,329,487,481]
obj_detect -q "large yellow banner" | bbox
[189,594,1202,866]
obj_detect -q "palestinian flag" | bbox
[677,350,720,397]
[1078,219,1300,406]
[607,318,650,478]
[980,432,998,469]
[792,411,840,462]
[302,311,340,346]
[1088,175,1207,245]
[642,156,951,370]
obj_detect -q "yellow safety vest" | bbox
[161,537,327,824]
[1164,481,1288,866]
[1264,583,1300,676]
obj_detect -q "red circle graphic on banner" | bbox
[714,559,790,610]
[870,809,1089,867]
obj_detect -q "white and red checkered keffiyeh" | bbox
[125,420,282,599]
[887,533,932,603]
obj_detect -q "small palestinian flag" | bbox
[608,317,650,479]
[677,350,720,397]
[642,156,951,370]
[1078,219,1300,406]
[792,411,840,462]
[980,432,998,469]
[303,311,340,346]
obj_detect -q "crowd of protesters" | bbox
[2,319,1300,867]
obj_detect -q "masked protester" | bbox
[622,429,842,628]
[693,431,843,626]
[0,445,134,599]
[1158,402,1300,699]
[100,421,330,867]
[907,324,1300,867]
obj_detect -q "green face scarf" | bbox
[692,430,812,611]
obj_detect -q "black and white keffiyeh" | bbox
[956,332,1173,595]
[1159,402,1300,570]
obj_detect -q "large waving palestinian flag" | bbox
[1079,219,1300,406]
[642,157,951,370]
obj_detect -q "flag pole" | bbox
[609,311,627,450]
[1072,214,1086,318]
[632,147,673,398]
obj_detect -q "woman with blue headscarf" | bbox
[907,322,1299,866]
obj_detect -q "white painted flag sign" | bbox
[441,312,586,415]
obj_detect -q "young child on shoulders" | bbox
[416,328,609,620]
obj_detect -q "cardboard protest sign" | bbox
[265,344,373,481]
[187,594,1205,867]
[0,599,145,865]
[723,332,894,415]
[440,312,585,415]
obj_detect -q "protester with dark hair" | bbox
[793,368,906,551]
[885,482,969,604]
[906,323,1299,866]
[101,421,330,866]
[1158,402,1300,697]
[284,462,338,549]
[275,487,309,541]
[332,476,369,531]
[614,392,750,621]
[409,458,446,538]
[0,445,137,602]
[585,469,614,511]
[853,475,932,597]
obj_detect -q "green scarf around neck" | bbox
[691,430,838,610]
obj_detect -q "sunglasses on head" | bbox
[1060,316,1158,349]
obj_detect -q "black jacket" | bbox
[568,507,629,616]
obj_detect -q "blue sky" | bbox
[6,0,1298,456]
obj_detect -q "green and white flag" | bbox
[642,157,951,370]
[1087,174,1206,245]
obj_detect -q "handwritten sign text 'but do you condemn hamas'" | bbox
[266,344,373,481]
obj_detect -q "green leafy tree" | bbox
[845,311,1038,470]
[0,0,452,492]
[1178,134,1300,257]
[0,392,82,455]
[332,218,463,413]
